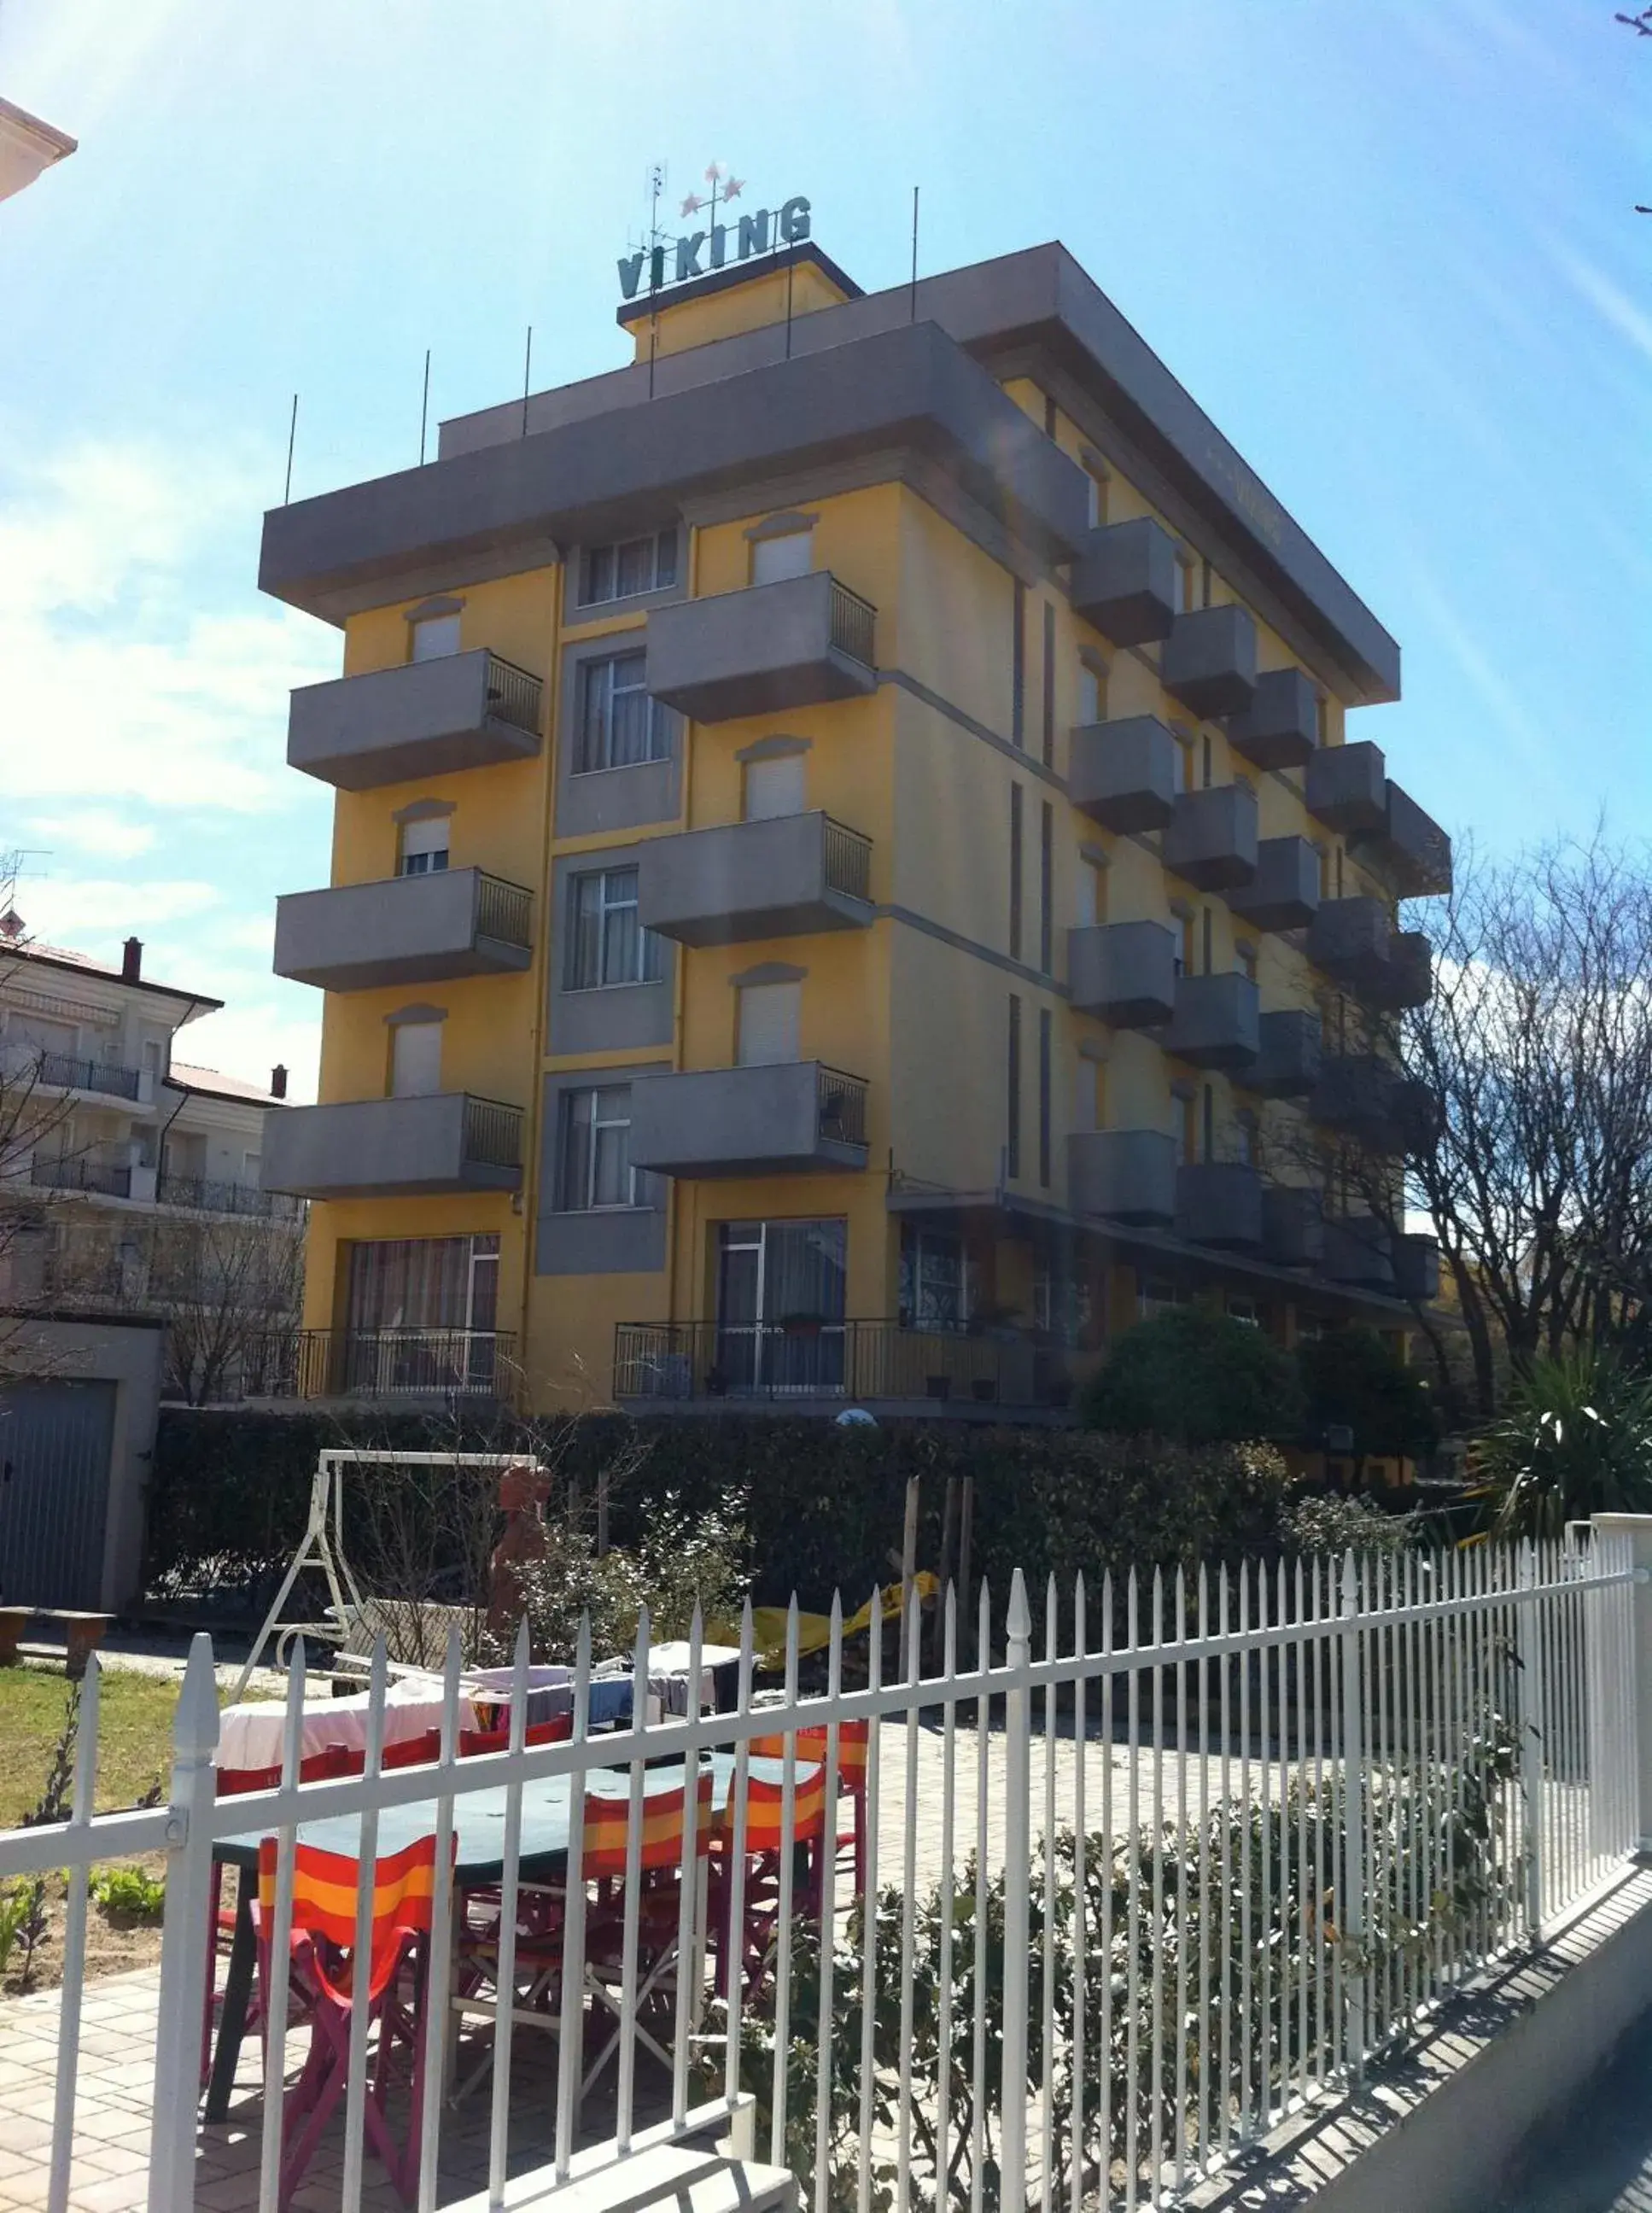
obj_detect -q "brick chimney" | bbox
[120,937,142,983]
[270,1064,289,1101]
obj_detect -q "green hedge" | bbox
[144,1405,1290,1622]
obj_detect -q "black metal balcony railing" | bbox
[244,1327,517,1400]
[815,1066,868,1148]
[828,581,877,669]
[614,1319,1072,1410]
[461,1095,524,1171]
[31,1154,132,1198]
[31,1049,143,1101]
[820,818,873,904]
[482,653,543,735]
[474,872,534,949]
[155,1172,304,1223]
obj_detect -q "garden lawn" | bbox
[0,1663,183,1826]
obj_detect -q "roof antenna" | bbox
[418,348,431,465]
[910,185,919,322]
[283,394,298,504]
[645,161,665,399]
[521,326,533,437]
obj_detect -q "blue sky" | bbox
[2,0,1647,1097]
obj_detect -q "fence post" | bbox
[1592,1515,1652,1852]
[1338,1553,1367,2087]
[1000,1568,1033,2213]
[1516,1540,1546,1938]
[146,1634,220,2213]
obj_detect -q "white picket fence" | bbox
[0,1530,1641,2213]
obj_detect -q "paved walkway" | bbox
[1485,2012,1652,2212]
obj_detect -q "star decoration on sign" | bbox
[680,191,704,217]
[704,161,722,184]
[722,175,744,201]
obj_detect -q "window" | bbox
[900,1224,967,1329]
[1084,468,1106,529]
[1237,939,1258,982]
[744,752,806,821]
[1201,732,1213,790]
[1009,784,1024,960]
[579,528,677,608]
[410,611,461,662]
[575,651,671,774]
[1074,1055,1100,1133]
[242,1150,261,1184]
[346,1233,498,1334]
[1041,603,1056,768]
[1172,557,1194,616]
[390,1020,442,1098]
[141,1038,163,1081]
[569,867,664,990]
[1077,661,1104,726]
[751,528,813,586]
[1202,1083,1216,1162]
[737,979,801,1066]
[1227,1293,1261,1328]
[1235,1114,1257,1168]
[1200,557,1213,610]
[1173,1092,1195,1165]
[1037,1007,1052,1188]
[559,1084,643,1209]
[716,1217,848,1393]
[1201,907,1213,976]
[1007,995,1022,1179]
[1012,580,1026,744]
[1042,390,1058,439]
[1077,857,1106,928]
[1040,803,1054,974]
[1139,1276,1188,1320]
[400,816,449,876]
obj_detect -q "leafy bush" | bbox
[1477,1346,1652,1539]
[1297,1327,1437,1461]
[0,1878,41,1984]
[1077,1308,1305,1445]
[90,1865,166,1923]
[1281,1490,1416,1558]
[487,1503,749,1665]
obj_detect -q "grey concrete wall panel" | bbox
[1227,836,1319,932]
[1262,1183,1324,1267]
[261,1092,522,1199]
[1068,920,1177,1026]
[1068,1128,1176,1225]
[1226,668,1319,772]
[1160,604,1258,720]
[1162,782,1259,892]
[260,320,1091,624]
[1068,519,1177,645]
[1392,1232,1440,1302]
[1312,1054,1435,1155]
[1248,1009,1322,1098]
[535,1066,668,1276]
[1174,1162,1264,1251]
[1068,717,1177,833]
[1373,781,1453,898]
[273,868,532,992]
[287,650,542,791]
[637,812,873,948]
[628,1061,867,1178]
[1322,1214,1395,1293]
[547,841,677,1054]
[645,574,879,724]
[438,244,1401,704]
[1162,972,1261,1071]
[1305,739,1387,833]
[1307,898,1433,1010]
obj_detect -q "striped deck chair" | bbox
[581,1771,715,2096]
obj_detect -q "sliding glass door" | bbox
[715,1218,848,1394]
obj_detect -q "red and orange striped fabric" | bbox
[717,1764,828,1852]
[581,1772,715,1879]
[752,1718,869,1786]
[257,1835,441,1993]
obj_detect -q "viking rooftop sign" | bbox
[618,163,812,301]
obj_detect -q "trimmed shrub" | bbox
[1297,1326,1437,1461]
[1076,1307,1304,1445]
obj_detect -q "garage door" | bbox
[0,1380,117,1611]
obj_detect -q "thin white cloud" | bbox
[1541,237,1652,367]
[21,875,221,943]
[19,809,157,861]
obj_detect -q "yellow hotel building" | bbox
[258,235,1449,1420]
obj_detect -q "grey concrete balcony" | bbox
[1226,669,1319,773]
[1069,518,1177,645]
[1306,898,1433,1009]
[1322,1213,1395,1293]
[1069,717,1178,832]
[287,650,543,791]
[260,1092,523,1200]
[628,1061,868,1177]
[1263,1184,1324,1268]
[1228,836,1319,932]
[273,868,533,992]
[645,572,877,722]
[1068,921,1176,1027]
[1311,1054,1437,1155]
[1176,1162,1264,1251]
[637,813,873,948]
[1068,1129,1176,1225]
[1393,1232,1440,1301]
[1248,1010,1322,1098]
[1160,604,1258,720]
[1162,783,1258,891]
[1162,972,1260,1071]
[1369,782,1453,898]
[1305,739,1386,834]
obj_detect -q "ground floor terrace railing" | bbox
[242,1325,517,1400]
[615,1316,1076,1408]
[0,1531,1639,2213]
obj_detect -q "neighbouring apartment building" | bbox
[257,235,1448,1419]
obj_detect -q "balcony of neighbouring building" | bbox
[1247,1010,1322,1098]
[1068,922,1177,1028]
[1392,1232,1441,1301]
[1366,782,1454,899]
[1069,717,1177,833]
[645,572,877,723]
[1305,739,1387,835]
[155,1171,305,1223]
[29,1153,155,1202]
[1306,898,1432,1009]
[636,813,873,948]
[1068,1128,1176,1226]
[1226,669,1319,772]
[1161,972,1260,1071]
[242,1327,517,1404]
[1,1041,154,1109]
[272,869,534,992]
[1175,1161,1263,1251]
[1321,1213,1395,1293]
[1263,1183,1324,1268]
[260,1092,522,1200]
[1311,1054,1437,1155]
[1228,837,1319,932]
[627,1062,868,1178]
[1068,518,1178,645]
[1160,604,1258,720]
[1162,782,1258,892]
[287,650,543,791]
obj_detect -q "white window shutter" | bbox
[743,754,807,821]
[737,981,800,1067]
[391,1021,443,1098]
[751,530,813,586]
